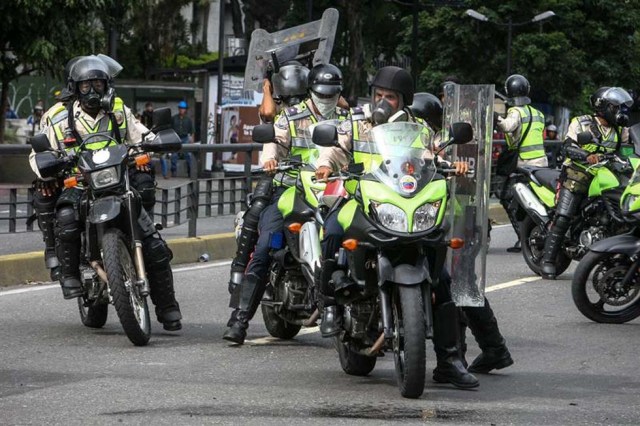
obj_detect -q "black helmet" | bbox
[410,92,443,130]
[505,74,530,106]
[272,64,309,102]
[591,86,633,126]
[69,55,112,113]
[307,63,343,96]
[371,66,414,105]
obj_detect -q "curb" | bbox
[0,205,509,287]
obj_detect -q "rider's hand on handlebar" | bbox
[586,154,601,165]
[315,166,333,182]
[36,179,59,197]
[263,159,278,174]
[452,161,469,176]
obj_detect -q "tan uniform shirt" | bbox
[497,108,548,167]
[565,116,628,147]
[29,101,148,178]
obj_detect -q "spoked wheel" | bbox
[520,216,571,276]
[334,336,377,376]
[392,285,426,399]
[77,296,108,328]
[572,251,640,323]
[102,229,151,346]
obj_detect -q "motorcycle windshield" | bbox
[363,122,436,196]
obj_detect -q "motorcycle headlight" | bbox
[623,194,639,214]
[373,203,408,232]
[413,202,440,232]
[90,166,120,189]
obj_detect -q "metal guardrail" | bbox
[0,140,564,236]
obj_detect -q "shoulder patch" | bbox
[350,106,363,115]
[338,120,352,135]
[114,111,125,125]
[275,114,289,130]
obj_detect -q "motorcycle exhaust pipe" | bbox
[134,241,150,296]
[303,308,320,327]
[90,261,109,284]
[513,182,549,226]
[365,332,385,356]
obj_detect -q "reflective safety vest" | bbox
[52,98,128,152]
[505,106,545,160]
[350,108,431,173]
[573,115,619,154]
[275,101,350,186]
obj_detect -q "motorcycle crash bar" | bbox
[90,261,109,284]
[302,308,320,327]
[365,332,386,356]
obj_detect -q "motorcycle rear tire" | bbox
[102,229,151,346]
[334,337,377,376]
[78,297,108,328]
[261,304,301,339]
[572,251,640,324]
[520,216,571,277]
[392,285,426,399]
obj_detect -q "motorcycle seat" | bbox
[532,168,561,190]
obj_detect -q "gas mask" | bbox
[310,91,340,118]
[372,99,394,124]
[602,104,629,127]
[78,79,107,114]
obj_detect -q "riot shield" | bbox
[441,84,494,307]
[244,8,339,92]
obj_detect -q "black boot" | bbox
[144,235,182,331]
[56,241,83,299]
[223,273,265,345]
[540,229,564,280]
[317,260,342,337]
[38,211,61,280]
[464,298,513,374]
[432,301,479,389]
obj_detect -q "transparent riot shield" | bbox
[244,8,339,92]
[441,84,494,307]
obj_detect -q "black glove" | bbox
[34,179,59,197]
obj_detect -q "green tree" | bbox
[0,0,109,142]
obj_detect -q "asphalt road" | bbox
[1,226,639,425]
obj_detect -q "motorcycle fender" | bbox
[513,182,549,226]
[88,196,121,224]
[377,254,431,287]
[299,221,321,273]
[588,233,640,256]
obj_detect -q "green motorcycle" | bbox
[513,131,638,276]
[313,121,473,398]
[572,123,640,323]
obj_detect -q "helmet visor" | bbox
[602,87,633,107]
[97,54,123,78]
[69,56,110,83]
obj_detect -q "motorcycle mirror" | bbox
[252,124,276,143]
[142,129,182,153]
[35,151,65,178]
[628,123,640,156]
[451,122,474,144]
[151,107,172,132]
[577,131,593,145]
[312,123,339,147]
[30,133,52,153]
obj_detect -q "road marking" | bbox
[245,326,319,345]
[486,276,541,292]
[0,284,58,296]
[173,260,232,273]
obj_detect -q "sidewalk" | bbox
[0,202,509,286]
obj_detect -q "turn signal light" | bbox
[449,238,464,249]
[288,223,302,234]
[342,239,359,251]
[135,153,151,167]
[64,176,78,188]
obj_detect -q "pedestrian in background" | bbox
[141,101,154,129]
[161,101,193,178]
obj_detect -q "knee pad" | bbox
[130,171,156,211]
[55,206,80,242]
[33,191,58,213]
[142,234,173,267]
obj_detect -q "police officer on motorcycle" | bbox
[223,63,351,345]
[29,55,182,331]
[315,66,479,389]
[496,74,547,252]
[541,87,633,279]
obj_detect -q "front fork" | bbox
[125,172,150,297]
[377,281,433,340]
